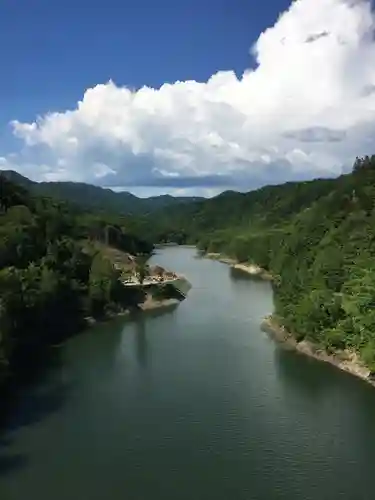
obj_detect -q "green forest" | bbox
[129,156,375,372]
[0,174,152,388]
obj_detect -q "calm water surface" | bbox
[2,247,375,500]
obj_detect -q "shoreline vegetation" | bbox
[203,250,375,387]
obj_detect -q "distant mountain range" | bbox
[0,170,203,215]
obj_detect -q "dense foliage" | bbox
[133,156,375,371]
[0,174,152,387]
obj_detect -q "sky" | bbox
[1,0,375,197]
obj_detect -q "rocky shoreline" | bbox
[204,252,273,281]
[262,315,375,387]
[85,293,182,328]
[204,251,375,387]
[231,263,273,281]
[204,252,237,265]
[138,297,180,312]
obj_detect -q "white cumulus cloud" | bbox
[5,0,375,194]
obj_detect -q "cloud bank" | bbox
[4,0,375,194]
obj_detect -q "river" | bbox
[2,247,375,500]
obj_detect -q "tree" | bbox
[88,253,118,316]
[0,174,153,389]
[153,265,165,281]
[135,255,149,285]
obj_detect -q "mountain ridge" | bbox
[0,170,204,215]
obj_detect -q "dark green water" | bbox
[2,247,375,500]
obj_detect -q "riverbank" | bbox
[232,263,273,281]
[85,294,182,327]
[262,315,375,387]
[204,252,237,265]
[203,251,375,387]
[204,252,273,281]
[85,308,130,327]
[208,249,374,388]
[138,296,180,312]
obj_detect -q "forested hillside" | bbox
[3,156,375,377]
[1,170,202,215]
[0,174,152,387]
[134,156,375,371]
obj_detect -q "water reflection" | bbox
[6,247,375,500]
[229,266,254,281]
[81,318,125,375]
[0,348,70,477]
[273,344,336,398]
[134,316,148,368]
[0,452,28,475]
[132,304,179,368]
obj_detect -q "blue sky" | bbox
[1,0,375,196]
[0,1,289,117]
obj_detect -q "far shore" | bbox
[262,315,375,388]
